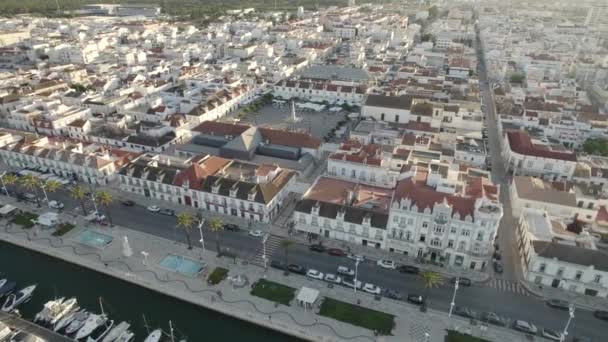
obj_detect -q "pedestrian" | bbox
[268,315,271,321]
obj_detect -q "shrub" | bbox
[207,267,229,285]
[52,223,76,237]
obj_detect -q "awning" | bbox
[296,287,319,307]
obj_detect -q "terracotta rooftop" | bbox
[506,130,577,162]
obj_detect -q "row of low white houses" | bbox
[273,80,367,105]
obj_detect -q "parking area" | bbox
[223,103,356,141]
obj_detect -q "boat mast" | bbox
[142,314,150,333]
[99,297,105,316]
[169,320,175,342]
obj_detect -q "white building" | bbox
[327,142,398,188]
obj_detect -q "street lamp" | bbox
[448,277,460,318]
[197,217,206,254]
[560,305,575,342]
[0,172,9,196]
[141,251,149,265]
[40,182,51,208]
[353,258,360,294]
[262,233,269,269]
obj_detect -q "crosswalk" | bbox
[249,234,283,267]
[485,279,529,296]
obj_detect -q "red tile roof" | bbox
[507,130,577,162]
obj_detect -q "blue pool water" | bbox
[77,230,113,248]
[159,254,205,277]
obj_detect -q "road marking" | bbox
[486,279,528,296]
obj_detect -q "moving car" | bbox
[376,259,396,269]
[341,279,362,290]
[327,248,345,257]
[324,273,342,284]
[159,208,175,216]
[546,299,570,310]
[541,328,562,341]
[336,266,355,277]
[493,261,503,274]
[309,244,326,252]
[120,200,135,206]
[451,277,472,286]
[362,283,381,295]
[382,289,403,301]
[346,253,365,262]
[306,269,324,280]
[224,224,240,232]
[287,264,306,275]
[270,260,285,270]
[481,312,506,327]
[453,306,477,319]
[48,200,64,209]
[406,294,425,305]
[23,193,38,203]
[397,265,419,274]
[249,230,264,237]
[512,320,537,334]
[146,205,160,213]
[593,310,608,321]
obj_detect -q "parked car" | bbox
[406,294,425,305]
[120,200,135,206]
[546,299,570,310]
[481,312,506,327]
[309,244,326,252]
[593,310,608,321]
[224,224,240,232]
[306,269,324,280]
[493,251,502,260]
[327,248,345,257]
[453,306,477,319]
[382,289,403,301]
[324,273,342,284]
[362,283,381,295]
[397,265,420,274]
[48,200,64,209]
[541,328,562,341]
[270,260,285,270]
[249,230,264,237]
[159,209,175,216]
[493,261,503,274]
[346,253,365,262]
[146,205,160,212]
[512,320,537,334]
[341,279,362,290]
[376,259,396,269]
[336,266,355,277]
[22,193,38,203]
[287,264,306,275]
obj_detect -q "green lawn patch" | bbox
[445,330,491,342]
[250,278,295,306]
[12,212,38,228]
[207,267,229,285]
[52,223,75,237]
[319,298,395,335]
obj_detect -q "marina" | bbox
[0,241,298,342]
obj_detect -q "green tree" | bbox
[509,73,525,84]
[95,190,113,225]
[419,271,443,311]
[19,174,42,207]
[208,217,224,254]
[42,179,62,205]
[1,173,18,195]
[583,138,608,157]
[70,185,88,215]
[176,212,195,249]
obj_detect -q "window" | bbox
[476,231,484,241]
[392,228,396,238]
[434,226,444,234]
[393,216,399,223]
[527,160,533,168]
[539,263,546,273]
[543,163,553,171]
[406,231,411,241]
[422,222,428,228]
[419,234,426,242]
[594,275,602,284]
[450,226,457,234]
[575,271,583,281]
[311,217,318,226]
[557,267,564,277]
[461,229,470,237]
[431,238,441,247]
[448,240,454,248]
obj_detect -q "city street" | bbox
[10,187,607,341]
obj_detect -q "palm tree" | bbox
[208,217,224,254]
[1,173,18,196]
[176,212,195,249]
[19,174,42,207]
[279,239,293,267]
[42,179,62,205]
[95,190,113,225]
[70,185,88,215]
[419,271,444,311]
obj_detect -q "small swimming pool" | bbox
[159,254,205,277]
[77,230,113,249]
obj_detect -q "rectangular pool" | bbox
[77,230,113,249]
[159,254,205,277]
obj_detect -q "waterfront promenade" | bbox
[0,198,538,342]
